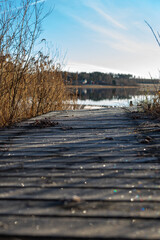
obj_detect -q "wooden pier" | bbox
[0,107,160,239]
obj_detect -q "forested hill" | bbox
[62,71,160,86]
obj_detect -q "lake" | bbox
[75,87,154,107]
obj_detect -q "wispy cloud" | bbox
[132,21,147,32]
[73,15,124,41]
[82,0,127,30]
[31,0,46,6]
[0,0,47,14]
[89,5,127,30]
[72,15,158,54]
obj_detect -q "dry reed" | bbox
[141,21,160,119]
[140,89,160,119]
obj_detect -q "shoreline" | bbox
[68,84,138,89]
[67,84,160,91]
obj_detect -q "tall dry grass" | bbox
[0,53,73,127]
[141,21,160,119]
[0,0,75,128]
[139,89,160,119]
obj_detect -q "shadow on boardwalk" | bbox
[0,107,160,239]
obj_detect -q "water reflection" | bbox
[79,88,138,101]
[76,87,150,107]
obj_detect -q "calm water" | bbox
[76,87,153,107]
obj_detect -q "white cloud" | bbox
[72,16,133,51]
[72,14,160,56]
[31,0,46,6]
[0,0,47,14]
[73,16,124,41]
[133,21,147,31]
[89,4,127,30]
[64,62,131,75]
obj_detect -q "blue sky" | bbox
[40,0,160,78]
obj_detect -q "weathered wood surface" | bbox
[0,107,160,239]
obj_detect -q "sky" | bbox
[39,0,160,78]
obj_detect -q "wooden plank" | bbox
[1,142,148,151]
[0,216,160,239]
[0,140,142,148]
[0,156,158,164]
[0,187,160,201]
[1,162,160,170]
[0,177,160,188]
[0,200,160,218]
[1,168,160,178]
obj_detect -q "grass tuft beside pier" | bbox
[143,92,160,118]
[138,87,160,119]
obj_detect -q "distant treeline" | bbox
[63,71,160,86]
